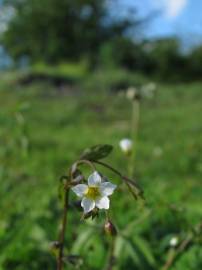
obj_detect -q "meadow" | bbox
[0,74,202,270]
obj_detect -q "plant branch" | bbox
[130,98,140,177]
[57,189,69,270]
[92,160,144,200]
[105,237,116,270]
[73,159,96,172]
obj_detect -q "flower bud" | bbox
[104,220,117,236]
[119,138,133,155]
[169,236,179,247]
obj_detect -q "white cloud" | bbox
[165,0,187,18]
[154,0,187,19]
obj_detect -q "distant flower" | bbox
[153,146,163,158]
[141,82,157,99]
[119,138,133,155]
[72,171,116,213]
[169,236,179,247]
[126,87,139,101]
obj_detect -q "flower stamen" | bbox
[85,186,101,200]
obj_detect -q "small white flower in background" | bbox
[72,171,116,214]
[141,82,157,99]
[153,146,163,158]
[119,138,133,155]
[126,86,138,100]
[169,236,179,247]
[146,82,156,92]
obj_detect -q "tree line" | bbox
[1,0,202,82]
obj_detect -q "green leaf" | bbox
[63,255,83,267]
[124,238,141,266]
[132,235,156,267]
[114,236,125,258]
[72,228,94,254]
[80,144,113,161]
[114,236,140,266]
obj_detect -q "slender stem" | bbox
[105,212,117,270]
[129,99,140,177]
[105,237,116,270]
[57,189,69,270]
[74,159,96,170]
[131,100,140,152]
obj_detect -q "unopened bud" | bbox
[104,220,117,236]
[119,138,133,156]
[169,237,179,247]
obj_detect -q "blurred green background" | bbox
[0,1,202,269]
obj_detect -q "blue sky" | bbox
[123,0,202,45]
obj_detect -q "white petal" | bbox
[96,196,110,210]
[88,171,101,186]
[100,182,116,196]
[71,184,88,197]
[119,138,133,152]
[81,197,95,213]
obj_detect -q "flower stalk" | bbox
[129,96,140,177]
[105,237,116,270]
[57,188,69,270]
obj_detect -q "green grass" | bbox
[0,76,202,270]
[31,61,88,80]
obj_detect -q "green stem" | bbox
[130,99,140,177]
[105,237,116,270]
[57,189,69,270]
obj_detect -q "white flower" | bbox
[126,87,138,100]
[119,138,133,155]
[71,171,117,214]
[169,236,179,247]
[153,146,163,158]
[141,82,157,99]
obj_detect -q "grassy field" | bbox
[0,75,202,270]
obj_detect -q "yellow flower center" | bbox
[85,186,101,200]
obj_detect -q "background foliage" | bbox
[1,0,202,81]
[0,0,202,269]
[0,76,201,269]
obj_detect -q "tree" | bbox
[146,38,187,80]
[187,46,202,80]
[1,0,138,64]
